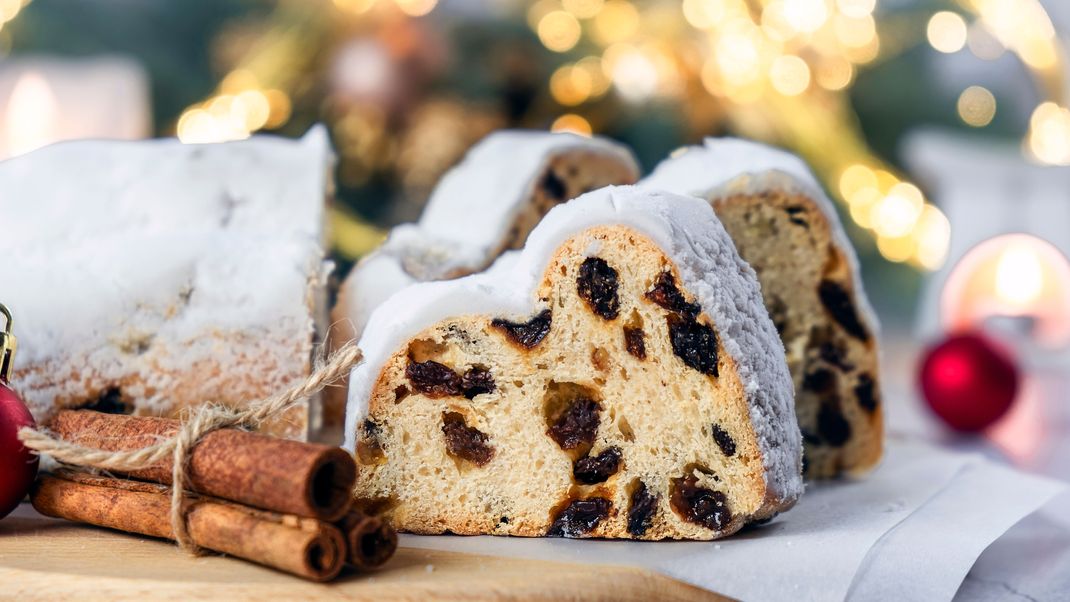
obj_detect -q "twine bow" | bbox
[18,342,364,553]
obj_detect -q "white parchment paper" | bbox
[402,439,1063,601]
[847,460,1065,601]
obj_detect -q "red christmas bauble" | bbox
[918,332,1019,432]
[0,381,38,519]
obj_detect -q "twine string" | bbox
[18,342,364,554]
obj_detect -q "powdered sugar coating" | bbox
[0,128,332,431]
[336,130,639,340]
[640,137,879,334]
[345,186,803,503]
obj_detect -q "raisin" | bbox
[491,309,552,349]
[668,315,719,376]
[623,326,646,359]
[406,360,463,397]
[817,403,851,447]
[540,168,567,201]
[809,326,854,371]
[547,497,611,537]
[547,398,601,450]
[767,295,788,336]
[803,368,836,394]
[573,447,623,484]
[645,271,700,317]
[710,423,736,457]
[785,205,809,228]
[81,387,133,415]
[441,412,495,466]
[627,482,659,537]
[818,280,869,342]
[577,257,620,320]
[801,429,822,445]
[855,373,879,413]
[670,475,732,531]
[461,366,496,399]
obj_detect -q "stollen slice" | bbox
[642,138,883,478]
[344,186,802,540]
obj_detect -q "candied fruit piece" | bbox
[627,482,658,537]
[577,257,620,320]
[817,403,851,447]
[406,360,462,397]
[623,326,646,360]
[645,271,700,317]
[670,474,732,531]
[710,423,736,457]
[668,315,719,376]
[547,497,611,537]
[461,366,496,399]
[356,419,386,465]
[818,280,869,342]
[441,412,495,466]
[547,398,602,450]
[491,309,552,349]
[573,447,623,484]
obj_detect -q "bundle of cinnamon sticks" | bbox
[30,410,397,582]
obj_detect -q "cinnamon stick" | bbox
[48,410,355,521]
[31,471,346,582]
[338,509,398,570]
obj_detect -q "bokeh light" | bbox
[927,12,968,54]
[956,85,996,127]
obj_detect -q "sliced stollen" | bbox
[641,138,882,478]
[0,128,333,439]
[343,186,803,540]
[327,131,639,427]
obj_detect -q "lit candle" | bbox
[0,57,150,160]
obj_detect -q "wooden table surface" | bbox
[0,504,725,601]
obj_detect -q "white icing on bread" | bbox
[0,128,332,438]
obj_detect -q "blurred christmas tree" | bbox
[3,0,1067,317]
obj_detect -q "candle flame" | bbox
[4,71,60,158]
[994,244,1045,309]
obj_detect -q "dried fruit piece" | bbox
[547,398,602,450]
[547,497,612,537]
[668,315,719,376]
[818,280,869,342]
[785,205,809,228]
[803,368,836,394]
[767,295,788,336]
[540,168,567,201]
[491,309,552,349]
[855,373,879,413]
[461,366,496,399]
[441,412,495,466]
[406,360,462,397]
[627,482,658,537]
[645,271,700,317]
[670,474,732,531]
[573,447,623,484]
[817,403,851,447]
[356,419,386,465]
[710,424,736,457]
[623,326,646,360]
[577,257,620,320]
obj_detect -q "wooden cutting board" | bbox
[0,504,725,601]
